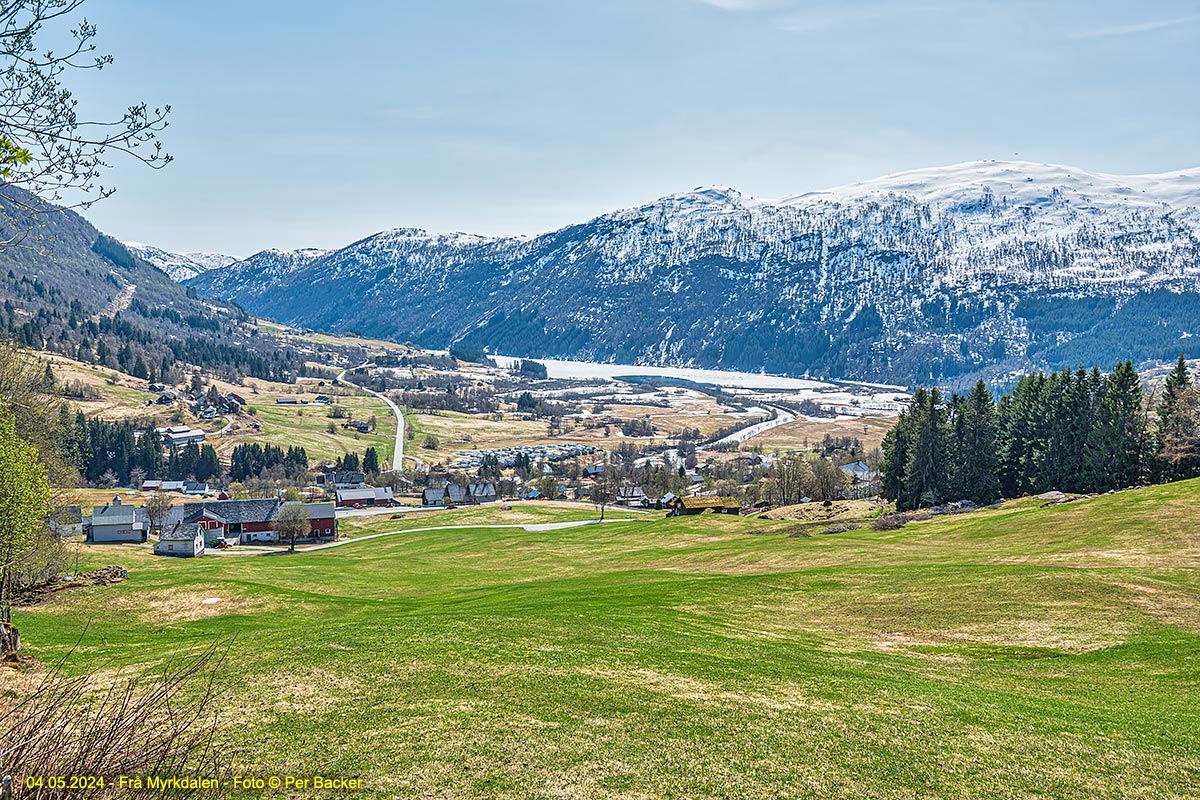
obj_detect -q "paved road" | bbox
[338,364,425,472]
[211,518,637,556]
[699,405,796,451]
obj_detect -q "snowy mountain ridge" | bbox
[187,160,1200,386]
[124,242,238,282]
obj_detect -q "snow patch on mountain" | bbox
[125,242,239,282]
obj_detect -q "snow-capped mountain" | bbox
[125,242,238,282]
[188,160,1200,386]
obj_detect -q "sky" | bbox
[59,0,1200,257]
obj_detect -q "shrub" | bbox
[1,645,225,798]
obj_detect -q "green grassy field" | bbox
[249,394,397,463]
[14,482,1200,798]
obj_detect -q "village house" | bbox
[467,482,499,504]
[87,496,147,543]
[153,522,205,558]
[422,482,497,507]
[317,471,367,490]
[616,486,649,507]
[49,506,84,537]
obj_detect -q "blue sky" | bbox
[67,0,1200,256]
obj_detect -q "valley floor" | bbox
[10,482,1200,798]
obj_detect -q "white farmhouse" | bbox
[153,522,205,558]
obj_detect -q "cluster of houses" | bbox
[193,388,246,419]
[147,383,245,421]
[77,495,339,557]
[422,481,500,507]
[274,394,334,406]
[313,470,400,508]
[449,443,597,472]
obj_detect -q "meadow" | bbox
[12,482,1200,799]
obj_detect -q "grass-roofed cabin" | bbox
[668,495,742,516]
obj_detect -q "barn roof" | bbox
[182,498,281,525]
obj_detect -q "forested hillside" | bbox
[0,189,302,384]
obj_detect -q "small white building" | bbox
[153,522,205,558]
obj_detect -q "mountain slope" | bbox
[124,241,237,281]
[188,160,1200,386]
[0,189,303,383]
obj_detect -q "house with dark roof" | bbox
[421,483,492,506]
[153,522,205,558]
[49,506,84,537]
[88,496,146,543]
[336,486,395,507]
[318,471,367,490]
[467,482,498,504]
[616,486,649,507]
[181,498,337,544]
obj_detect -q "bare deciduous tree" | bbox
[271,503,310,553]
[1,0,171,249]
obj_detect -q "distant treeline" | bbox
[881,356,1200,510]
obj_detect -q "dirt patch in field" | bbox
[581,666,844,713]
[101,588,276,623]
[1114,580,1200,632]
[761,500,880,522]
[249,668,367,715]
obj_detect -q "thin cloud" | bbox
[693,0,771,10]
[1072,14,1200,40]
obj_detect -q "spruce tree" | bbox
[903,388,948,510]
[957,380,999,504]
[879,403,914,508]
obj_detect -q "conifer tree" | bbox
[956,380,999,504]
[903,388,948,510]
[880,394,916,508]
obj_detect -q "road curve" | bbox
[699,405,796,451]
[338,367,412,472]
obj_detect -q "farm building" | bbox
[336,486,396,507]
[88,496,147,543]
[616,486,649,507]
[49,506,84,537]
[154,523,205,558]
[421,482,497,507]
[158,425,207,448]
[180,498,337,544]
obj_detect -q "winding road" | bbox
[338,364,425,472]
[699,405,796,451]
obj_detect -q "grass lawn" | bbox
[11,481,1200,798]
[241,393,397,464]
